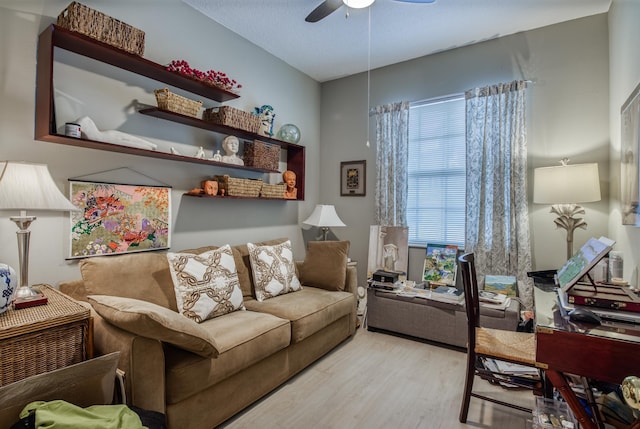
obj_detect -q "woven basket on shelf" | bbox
[57,2,145,56]
[244,140,280,171]
[214,175,263,198]
[154,88,203,118]
[260,183,286,199]
[203,107,260,133]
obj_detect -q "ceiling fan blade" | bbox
[305,0,344,23]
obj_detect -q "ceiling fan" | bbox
[305,0,436,23]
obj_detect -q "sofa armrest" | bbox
[92,312,166,413]
[344,264,358,295]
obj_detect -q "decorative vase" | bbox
[277,124,301,144]
[0,264,17,314]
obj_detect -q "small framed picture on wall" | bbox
[340,160,366,196]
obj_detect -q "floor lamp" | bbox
[533,159,601,260]
[0,161,79,305]
[302,205,346,241]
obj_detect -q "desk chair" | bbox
[458,252,543,423]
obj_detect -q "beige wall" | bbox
[321,13,611,284]
[608,0,640,287]
[0,0,321,286]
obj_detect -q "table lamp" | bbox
[533,158,601,260]
[302,204,346,241]
[0,161,79,306]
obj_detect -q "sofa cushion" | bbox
[247,240,302,301]
[167,245,244,323]
[87,295,219,358]
[299,240,350,291]
[243,287,354,343]
[80,252,178,311]
[164,310,291,404]
[232,238,288,297]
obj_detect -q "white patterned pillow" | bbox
[247,240,302,302]
[167,245,244,323]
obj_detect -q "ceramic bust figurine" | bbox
[283,170,297,199]
[201,180,219,196]
[221,135,244,166]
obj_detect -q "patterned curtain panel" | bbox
[464,80,533,309]
[373,101,410,226]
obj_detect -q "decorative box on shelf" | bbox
[244,140,280,171]
[203,106,260,133]
[154,88,203,118]
[214,175,263,198]
[260,183,286,199]
[56,1,145,56]
[0,285,92,387]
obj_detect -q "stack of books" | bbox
[479,290,511,310]
[428,285,464,304]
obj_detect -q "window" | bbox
[407,95,466,247]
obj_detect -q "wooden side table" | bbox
[0,285,93,386]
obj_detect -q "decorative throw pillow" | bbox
[87,295,219,358]
[299,240,350,291]
[167,245,244,323]
[247,240,302,301]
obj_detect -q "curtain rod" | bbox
[410,79,534,106]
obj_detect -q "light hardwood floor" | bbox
[219,326,535,429]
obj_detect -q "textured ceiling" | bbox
[183,0,611,82]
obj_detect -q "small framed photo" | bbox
[340,160,366,196]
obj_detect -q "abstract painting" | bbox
[69,181,171,258]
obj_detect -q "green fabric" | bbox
[19,400,146,429]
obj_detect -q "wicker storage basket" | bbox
[154,88,203,118]
[0,285,90,387]
[203,107,260,133]
[244,140,280,171]
[214,175,263,198]
[57,2,145,56]
[260,183,287,199]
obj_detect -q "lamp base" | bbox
[14,292,48,309]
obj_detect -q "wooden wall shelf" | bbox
[34,24,305,200]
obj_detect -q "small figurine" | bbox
[254,105,276,137]
[283,170,297,199]
[194,146,206,159]
[210,150,222,162]
[201,180,219,196]
[170,147,181,155]
[221,136,244,165]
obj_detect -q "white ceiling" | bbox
[183,0,611,83]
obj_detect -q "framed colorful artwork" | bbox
[68,181,171,259]
[340,160,366,196]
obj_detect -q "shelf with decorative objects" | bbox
[34,24,305,200]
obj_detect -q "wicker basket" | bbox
[214,175,263,198]
[154,88,203,118]
[203,107,260,133]
[244,140,280,171]
[57,2,145,56]
[260,183,287,199]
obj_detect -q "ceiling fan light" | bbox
[343,0,375,9]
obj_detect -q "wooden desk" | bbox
[534,285,640,429]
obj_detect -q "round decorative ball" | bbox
[277,124,301,144]
[0,264,17,314]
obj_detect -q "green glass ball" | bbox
[277,124,301,144]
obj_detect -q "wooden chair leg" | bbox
[459,349,476,423]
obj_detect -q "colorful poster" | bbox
[69,181,171,258]
[422,243,458,285]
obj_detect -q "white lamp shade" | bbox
[0,161,78,212]
[343,0,375,8]
[533,163,601,204]
[302,204,346,228]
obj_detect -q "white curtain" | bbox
[373,101,410,226]
[465,80,533,309]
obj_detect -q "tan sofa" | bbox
[60,238,357,429]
